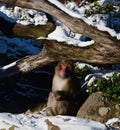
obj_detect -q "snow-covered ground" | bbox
[0,113,112,130]
[0,0,120,129]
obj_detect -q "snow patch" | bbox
[48,23,94,47]
[0,113,108,130]
[2,61,17,70]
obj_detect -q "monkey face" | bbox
[59,63,73,78]
[59,64,68,77]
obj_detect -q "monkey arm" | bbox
[53,91,78,101]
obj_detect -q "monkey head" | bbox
[55,60,74,78]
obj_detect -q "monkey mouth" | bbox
[59,69,70,78]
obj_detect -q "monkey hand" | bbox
[45,107,55,116]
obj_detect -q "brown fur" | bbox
[46,60,81,116]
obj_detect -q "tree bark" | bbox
[0,17,56,38]
[0,39,120,78]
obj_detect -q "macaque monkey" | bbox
[46,60,81,116]
[25,60,81,116]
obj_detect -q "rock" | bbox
[9,125,18,130]
[45,119,60,130]
[77,91,120,123]
[98,107,109,117]
[115,104,120,111]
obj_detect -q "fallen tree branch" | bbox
[0,43,55,78]
[0,39,120,78]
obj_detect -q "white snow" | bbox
[75,62,99,73]
[48,0,91,25]
[0,5,48,25]
[106,118,120,129]
[48,25,95,47]
[0,113,109,130]
[2,61,17,70]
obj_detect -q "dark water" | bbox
[0,65,54,113]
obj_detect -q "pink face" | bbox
[59,64,68,78]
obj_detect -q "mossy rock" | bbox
[77,91,120,123]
